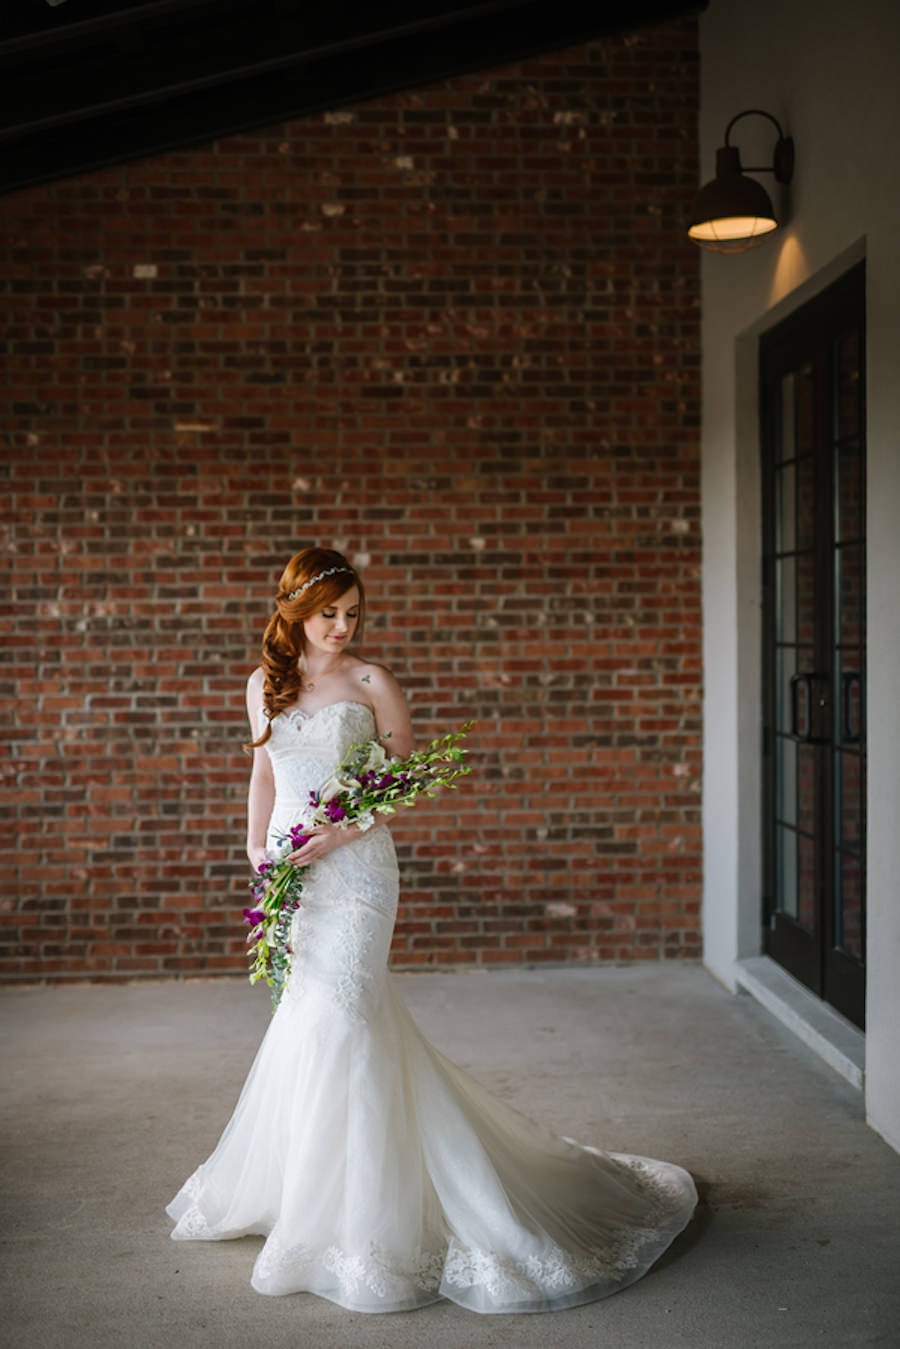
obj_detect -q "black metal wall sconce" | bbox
[689,109,794,254]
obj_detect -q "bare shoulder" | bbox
[245,665,265,715]
[349,657,402,698]
[346,657,413,754]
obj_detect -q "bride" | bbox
[167,546,697,1314]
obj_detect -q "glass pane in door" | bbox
[796,745,816,837]
[776,825,797,920]
[775,463,795,551]
[835,443,861,541]
[836,546,863,644]
[772,821,817,933]
[836,851,863,960]
[797,552,816,644]
[795,366,815,450]
[835,331,859,440]
[796,454,815,547]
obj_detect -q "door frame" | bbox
[702,238,867,1003]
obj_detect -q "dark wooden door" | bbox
[760,263,866,1029]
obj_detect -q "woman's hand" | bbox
[247,843,270,872]
[286,824,348,867]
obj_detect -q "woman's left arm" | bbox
[364,663,414,760]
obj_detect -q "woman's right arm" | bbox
[245,667,275,870]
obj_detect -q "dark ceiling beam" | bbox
[0,0,196,50]
[1,2,603,135]
[0,0,706,197]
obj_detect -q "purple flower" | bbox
[325,800,347,823]
[242,907,266,926]
[289,825,310,847]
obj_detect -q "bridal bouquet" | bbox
[243,722,473,1007]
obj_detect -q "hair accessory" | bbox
[286,566,353,601]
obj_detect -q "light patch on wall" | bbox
[768,233,808,308]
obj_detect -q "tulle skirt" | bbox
[167,967,696,1314]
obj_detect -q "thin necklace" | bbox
[299,653,344,692]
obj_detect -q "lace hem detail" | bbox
[256,1234,445,1301]
[169,1174,213,1239]
[250,1155,692,1306]
[253,1215,684,1308]
[442,1238,610,1299]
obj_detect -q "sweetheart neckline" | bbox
[281,698,375,724]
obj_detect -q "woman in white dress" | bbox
[167,546,697,1314]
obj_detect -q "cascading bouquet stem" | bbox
[244,721,474,1008]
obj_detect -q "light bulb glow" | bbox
[689,215,778,242]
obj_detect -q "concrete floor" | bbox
[1,965,898,1349]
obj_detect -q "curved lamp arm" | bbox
[723,109,794,182]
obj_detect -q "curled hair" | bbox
[245,547,365,752]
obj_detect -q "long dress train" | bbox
[167,700,697,1314]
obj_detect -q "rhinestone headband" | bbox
[286,566,353,601]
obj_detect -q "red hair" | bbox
[246,547,365,751]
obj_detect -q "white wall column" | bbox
[699,0,900,1151]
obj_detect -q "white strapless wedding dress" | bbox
[167,700,697,1314]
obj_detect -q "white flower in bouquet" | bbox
[360,742,390,774]
[319,772,358,804]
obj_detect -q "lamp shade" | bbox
[688,141,781,254]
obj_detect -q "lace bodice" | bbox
[261,699,377,836]
[258,697,400,1026]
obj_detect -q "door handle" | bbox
[790,672,827,741]
[841,670,862,743]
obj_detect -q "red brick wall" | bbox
[1,23,702,983]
